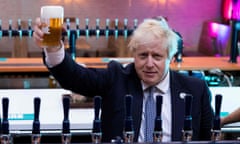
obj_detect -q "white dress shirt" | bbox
[138,72,172,142]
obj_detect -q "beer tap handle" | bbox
[123,18,128,40]
[85,18,89,40]
[1,97,11,144]
[8,19,12,38]
[0,19,2,40]
[114,18,118,40]
[95,18,100,39]
[66,18,70,39]
[211,94,222,141]
[32,97,41,134]
[153,95,163,142]
[28,19,32,38]
[133,19,138,29]
[75,18,80,38]
[92,96,102,143]
[105,18,110,40]
[32,97,41,144]
[69,30,77,60]
[18,19,22,39]
[2,97,9,135]
[123,94,134,143]
[62,96,71,144]
[62,96,70,133]
[182,94,193,142]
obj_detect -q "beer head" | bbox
[41,6,64,20]
[40,6,64,47]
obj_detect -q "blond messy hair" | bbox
[128,17,179,60]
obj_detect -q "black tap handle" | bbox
[32,97,41,134]
[125,95,133,118]
[34,97,41,121]
[94,96,102,120]
[62,96,70,134]
[2,97,9,134]
[154,95,163,131]
[156,95,163,118]
[184,94,193,116]
[184,94,193,130]
[215,94,222,117]
[124,94,133,132]
[213,94,222,130]
[93,96,102,133]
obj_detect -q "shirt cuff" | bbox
[44,42,65,68]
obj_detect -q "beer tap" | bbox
[153,95,163,143]
[123,95,134,143]
[123,18,128,41]
[105,18,110,40]
[62,96,71,144]
[75,18,80,38]
[1,98,11,144]
[182,94,193,142]
[69,30,77,60]
[211,94,222,141]
[114,18,118,40]
[8,20,12,39]
[28,19,33,38]
[0,19,2,40]
[95,18,100,39]
[91,96,102,144]
[18,19,22,39]
[66,18,70,40]
[133,19,138,30]
[32,97,41,144]
[85,18,89,40]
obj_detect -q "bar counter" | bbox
[0,56,240,72]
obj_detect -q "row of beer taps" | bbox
[0,18,139,40]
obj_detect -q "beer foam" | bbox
[41,6,64,18]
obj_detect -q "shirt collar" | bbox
[141,71,170,94]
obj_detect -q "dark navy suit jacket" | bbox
[47,53,214,142]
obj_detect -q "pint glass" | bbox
[40,6,64,47]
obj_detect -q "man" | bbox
[33,17,214,142]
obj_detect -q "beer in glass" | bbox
[40,6,64,47]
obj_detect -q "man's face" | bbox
[133,40,171,86]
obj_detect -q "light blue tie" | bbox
[144,87,156,142]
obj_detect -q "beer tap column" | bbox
[95,18,100,39]
[75,18,80,38]
[114,18,118,40]
[182,94,193,142]
[28,19,33,38]
[0,19,2,40]
[211,94,222,141]
[62,96,71,144]
[105,19,110,40]
[32,97,41,144]
[91,96,102,143]
[123,18,128,41]
[123,95,134,143]
[85,18,89,40]
[153,95,163,142]
[18,19,22,39]
[8,20,12,39]
[1,98,11,144]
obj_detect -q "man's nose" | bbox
[146,56,154,67]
